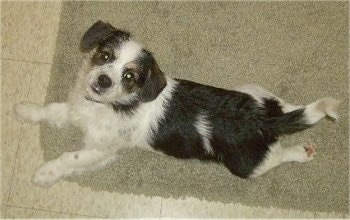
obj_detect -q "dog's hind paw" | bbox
[14,102,43,123]
[303,142,316,159]
[294,142,316,163]
[317,97,341,121]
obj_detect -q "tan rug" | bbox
[41,1,349,214]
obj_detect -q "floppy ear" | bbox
[80,20,130,52]
[140,58,167,102]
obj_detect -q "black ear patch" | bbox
[140,57,167,102]
[80,20,130,53]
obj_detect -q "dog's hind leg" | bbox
[235,84,340,122]
[32,149,117,188]
[279,97,340,123]
[249,142,316,178]
[302,97,340,124]
[15,102,70,128]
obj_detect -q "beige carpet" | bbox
[41,1,349,214]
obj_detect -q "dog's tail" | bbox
[266,97,340,135]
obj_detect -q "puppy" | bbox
[15,21,340,188]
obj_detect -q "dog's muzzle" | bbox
[91,74,112,94]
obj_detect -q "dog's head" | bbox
[79,21,167,105]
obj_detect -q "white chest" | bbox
[71,101,152,151]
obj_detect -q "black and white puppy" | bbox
[15,21,340,188]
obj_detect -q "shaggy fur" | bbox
[14,21,340,188]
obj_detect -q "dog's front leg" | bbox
[32,149,114,188]
[15,102,70,128]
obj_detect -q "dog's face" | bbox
[79,21,167,105]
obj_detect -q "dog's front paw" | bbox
[32,161,64,188]
[14,102,43,123]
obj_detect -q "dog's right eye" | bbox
[103,54,109,61]
[100,52,110,61]
[99,51,114,63]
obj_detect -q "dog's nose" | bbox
[90,74,112,94]
[97,74,112,89]
[90,83,102,94]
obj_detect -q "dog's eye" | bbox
[100,52,111,62]
[123,72,134,80]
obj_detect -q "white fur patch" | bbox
[304,97,340,124]
[235,84,275,106]
[194,113,214,154]
[304,101,326,124]
[281,144,315,163]
[117,40,143,66]
[250,142,284,178]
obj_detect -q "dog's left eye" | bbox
[123,72,135,80]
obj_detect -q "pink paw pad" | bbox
[304,143,316,157]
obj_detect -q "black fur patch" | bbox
[263,98,284,117]
[137,50,167,102]
[150,79,277,177]
[91,46,116,66]
[119,50,166,102]
[265,108,311,135]
[80,20,130,53]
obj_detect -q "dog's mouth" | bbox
[85,96,103,104]
[85,95,139,114]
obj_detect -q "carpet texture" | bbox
[41,1,349,214]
